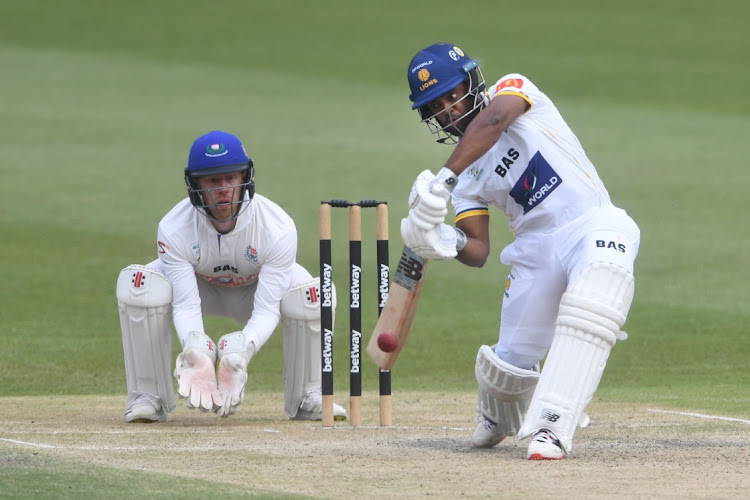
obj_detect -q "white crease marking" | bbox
[1,438,56,449]
[649,409,750,425]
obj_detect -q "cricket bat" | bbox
[367,245,428,370]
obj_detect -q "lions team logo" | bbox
[245,245,259,263]
[205,143,228,157]
[418,69,430,82]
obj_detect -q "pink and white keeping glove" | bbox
[174,331,222,412]
[215,331,256,417]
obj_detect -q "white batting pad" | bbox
[117,265,176,413]
[475,345,540,437]
[280,278,335,418]
[519,261,635,453]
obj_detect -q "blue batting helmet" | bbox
[407,43,486,144]
[408,43,481,109]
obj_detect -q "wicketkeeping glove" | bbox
[174,331,222,412]
[216,331,257,417]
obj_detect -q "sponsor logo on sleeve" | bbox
[509,152,562,214]
[495,78,524,95]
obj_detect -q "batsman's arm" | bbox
[442,94,529,179]
[455,214,490,268]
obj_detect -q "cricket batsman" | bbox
[400,43,640,459]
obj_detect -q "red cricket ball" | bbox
[377,331,399,353]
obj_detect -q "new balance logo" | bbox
[541,409,560,423]
[397,254,423,281]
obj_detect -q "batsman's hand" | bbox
[174,332,221,412]
[401,217,458,260]
[408,170,451,230]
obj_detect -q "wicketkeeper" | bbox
[400,43,640,459]
[116,130,347,423]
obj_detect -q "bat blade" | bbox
[367,246,427,370]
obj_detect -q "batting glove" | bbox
[408,170,451,230]
[401,217,458,260]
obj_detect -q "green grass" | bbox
[0,448,307,499]
[1,0,749,413]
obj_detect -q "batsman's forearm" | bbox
[444,95,525,176]
[444,120,505,176]
[455,237,490,268]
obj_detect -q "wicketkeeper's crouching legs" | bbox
[117,265,176,423]
[281,278,347,421]
[519,261,635,459]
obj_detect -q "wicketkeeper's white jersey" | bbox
[451,74,611,236]
[156,193,297,345]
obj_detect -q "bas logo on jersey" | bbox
[510,152,562,214]
[596,240,626,253]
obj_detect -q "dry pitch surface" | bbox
[1,392,748,499]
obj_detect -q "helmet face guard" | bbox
[407,44,486,144]
[184,162,255,223]
[418,67,486,144]
[184,130,255,223]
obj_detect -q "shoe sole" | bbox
[291,412,348,421]
[528,453,565,460]
[471,436,506,448]
[126,417,162,423]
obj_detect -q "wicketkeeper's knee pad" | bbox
[475,345,540,437]
[117,264,176,413]
[519,261,635,453]
[280,278,336,418]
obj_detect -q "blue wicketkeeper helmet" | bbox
[184,130,255,221]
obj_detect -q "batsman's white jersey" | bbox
[153,193,302,350]
[452,74,610,236]
[452,74,640,369]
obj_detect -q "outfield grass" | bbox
[1,0,748,417]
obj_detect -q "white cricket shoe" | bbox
[292,390,348,421]
[527,429,566,460]
[125,394,167,423]
[472,415,507,448]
